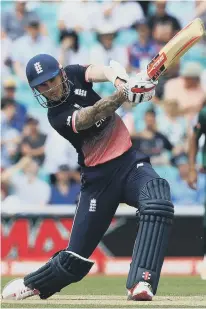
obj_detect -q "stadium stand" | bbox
[1,0,206,206]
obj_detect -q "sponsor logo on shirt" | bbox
[74,89,87,97]
[137,163,144,169]
[66,116,71,126]
[95,118,106,128]
[74,103,82,110]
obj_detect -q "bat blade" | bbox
[147,18,205,81]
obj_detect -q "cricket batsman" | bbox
[2,54,174,301]
[187,100,206,279]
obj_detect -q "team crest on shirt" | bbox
[74,89,87,97]
[89,198,96,212]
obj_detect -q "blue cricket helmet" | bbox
[26,54,70,108]
[26,54,60,88]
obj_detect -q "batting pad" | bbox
[24,250,94,299]
[126,178,174,294]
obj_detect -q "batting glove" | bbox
[123,73,158,106]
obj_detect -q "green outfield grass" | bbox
[1,275,206,308]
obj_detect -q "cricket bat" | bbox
[147,18,205,82]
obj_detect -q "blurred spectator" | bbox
[58,0,99,33]
[90,23,127,97]
[166,1,196,28]
[195,1,206,28]
[96,0,144,30]
[139,1,151,16]
[58,30,89,66]
[155,62,180,100]
[2,1,40,41]
[2,78,27,132]
[1,99,21,168]
[164,62,206,121]
[170,154,205,204]
[49,165,81,205]
[58,0,144,34]
[1,170,8,202]
[20,117,47,166]
[43,128,78,177]
[149,1,181,47]
[1,30,12,77]
[201,68,206,93]
[152,21,174,47]
[148,0,181,33]
[182,36,206,70]
[11,18,56,82]
[1,157,50,205]
[89,24,127,67]
[132,109,173,165]
[157,100,188,151]
[127,19,158,72]
[1,0,205,207]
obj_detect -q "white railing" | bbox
[1,204,204,216]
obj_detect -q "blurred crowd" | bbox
[1,0,206,207]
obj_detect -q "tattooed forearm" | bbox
[75,88,126,131]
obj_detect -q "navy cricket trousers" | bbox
[68,148,160,258]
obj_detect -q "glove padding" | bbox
[123,72,157,106]
[103,60,129,85]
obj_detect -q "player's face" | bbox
[16,2,26,13]
[155,1,166,15]
[100,34,114,49]
[56,171,70,182]
[37,75,64,101]
[145,113,156,130]
[4,87,16,99]
[138,24,150,41]
[183,77,199,89]
[23,160,39,176]
[26,26,40,39]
